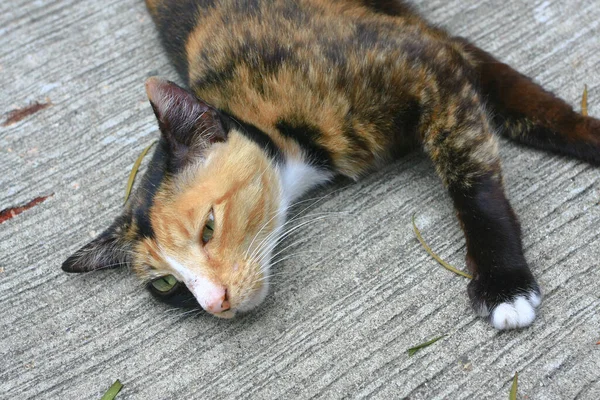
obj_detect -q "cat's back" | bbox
[147,0,463,176]
[148,0,432,78]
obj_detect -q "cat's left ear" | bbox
[61,215,132,273]
[145,77,226,170]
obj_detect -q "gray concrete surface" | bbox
[1,0,599,399]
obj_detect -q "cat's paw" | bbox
[469,277,541,330]
[488,292,541,330]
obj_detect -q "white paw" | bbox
[490,293,541,330]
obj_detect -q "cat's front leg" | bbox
[449,172,541,329]
[422,98,541,329]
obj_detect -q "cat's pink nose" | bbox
[204,288,230,314]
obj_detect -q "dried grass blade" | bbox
[407,335,445,357]
[581,85,588,117]
[124,140,157,204]
[509,372,518,400]
[412,214,472,279]
[100,379,123,400]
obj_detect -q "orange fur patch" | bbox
[135,131,282,310]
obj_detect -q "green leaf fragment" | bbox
[124,140,158,204]
[407,335,445,357]
[509,371,518,400]
[412,214,473,279]
[100,379,123,400]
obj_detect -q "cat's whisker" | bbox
[285,185,351,216]
[251,223,329,272]
[250,210,351,261]
[162,308,203,322]
[268,250,329,268]
[244,189,348,261]
[251,211,350,264]
[257,233,324,267]
[244,201,287,260]
[253,237,311,269]
[244,199,314,262]
[261,236,327,267]
[251,255,329,286]
[254,236,322,275]
[178,308,204,318]
[250,252,333,288]
[162,307,187,314]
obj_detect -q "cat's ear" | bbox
[145,77,226,169]
[61,216,132,273]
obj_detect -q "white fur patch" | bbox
[490,292,541,330]
[163,254,227,313]
[279,159,333,206]
[235,157,332,312]
[237,279,270,313]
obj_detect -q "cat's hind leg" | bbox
[421,88,541,330]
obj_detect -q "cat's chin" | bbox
[210,310,237,319]
[236,278,270,314]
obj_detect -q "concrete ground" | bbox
[1,0,599,398]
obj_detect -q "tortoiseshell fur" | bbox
[63,0,600,329]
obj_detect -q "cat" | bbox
[62,0,600,329]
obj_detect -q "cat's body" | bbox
[63,0,600,329]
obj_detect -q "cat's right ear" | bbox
[61,216,132,273]
[145,77,226,170]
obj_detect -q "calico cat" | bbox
[62,0,600,329]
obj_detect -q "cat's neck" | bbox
[279,158,332,209]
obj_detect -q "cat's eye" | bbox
[147,275,199,309]
[150,274,178,293]
[201,209,215,244]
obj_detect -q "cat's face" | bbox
[62,78,284,318]
[134,131,283,317]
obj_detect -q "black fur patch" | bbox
[448,173,539,311]
[147,280,201,309]
[391,99,422,150]
[219,112,283,163]
[132,139,171,239]
[232,0,261,17]
[275,119,333,169]
[193,39,295,91]
[194,62,238,88]
[496,116,600,166]
[361,0,417,16]
[154,0,215,82]
[354,22,381,48]
[61,213,132,272]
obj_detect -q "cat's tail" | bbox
[458,38,600,165]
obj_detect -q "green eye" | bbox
[151,275,178,292]
[201,209,215,244]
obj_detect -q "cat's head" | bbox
[62,77,285,318]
